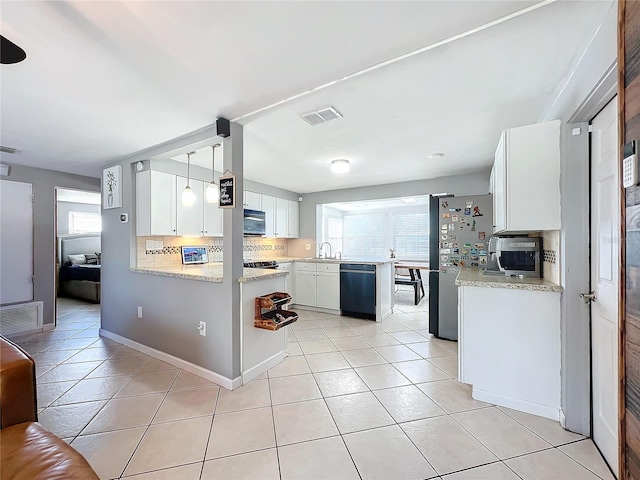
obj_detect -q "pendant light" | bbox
[206,143,221,203]
[182,151,196,206]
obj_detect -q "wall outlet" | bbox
[305,244,311,250]
[154,241,163,250]
[145,240,154,250]
[198,321,206,336]
[137,306,143,319]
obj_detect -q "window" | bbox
[68,211,101,234]
[343,213,387,258]
[326,216,343,254]
[394,213,429,260]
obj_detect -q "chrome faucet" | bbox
[319,242,333,259]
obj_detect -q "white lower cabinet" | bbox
[458,284,561,420]
[316,271,340,309]
[294,271,317,306]
[293,262,340,309]
[276,262,293,295]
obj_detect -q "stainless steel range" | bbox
[243,260,278,269]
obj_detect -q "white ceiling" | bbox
[1,1,613,194]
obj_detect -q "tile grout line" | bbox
[266,364,283,480]
[197,385,222,479]
[114,365,182,479]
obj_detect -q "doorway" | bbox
[590,96,619,477]
[55,188,102,323]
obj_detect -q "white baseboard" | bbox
[290,305,340,315]
[472,387,561,421]
[99,329,240,391]
[243,351,285,385]
[43,323,55,332]
[559,409,566,428]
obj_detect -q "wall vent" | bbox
[300,106,343,126]
[0,301,43,336]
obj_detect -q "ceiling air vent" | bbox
[0,146,19,154]
[300,106,343,126]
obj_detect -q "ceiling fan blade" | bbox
[1,35,26,64]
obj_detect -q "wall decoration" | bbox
[218,170,236,208]
[103,165,122,209]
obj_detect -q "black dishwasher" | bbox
[340,264,376,319]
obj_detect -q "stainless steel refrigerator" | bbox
[428,194,494,340]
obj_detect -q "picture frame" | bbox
[103,165,122,209]
[218,170,236,209]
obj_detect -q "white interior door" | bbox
[0,180,34,304]
[590,97,619,477]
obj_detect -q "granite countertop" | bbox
[455,268,563,292]
[130,263,289,283]
[255,257,395,265]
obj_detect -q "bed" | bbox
[57,234,101,303]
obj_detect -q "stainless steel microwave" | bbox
[243,209,266,236]
[489,237,542,277]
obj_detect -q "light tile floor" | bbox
[9,295,616,480]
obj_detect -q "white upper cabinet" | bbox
[176,177,204,236]
[275,197,288,238]
[262,194,276,238]
[492,120,561,233]
[137,171,293,239]
[136,170,177,236]
[203,197,223,237]
[244,191,262,210]
[287,200,299,238]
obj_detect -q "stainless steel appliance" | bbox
[340,263,376,320]
[429,194,494,341]
[244,260,277,269]
[489,236,542,277]
[243,209,266,236]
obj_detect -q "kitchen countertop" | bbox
[130,264,289,283]
[455,267,563,292]
[249,257,395,265]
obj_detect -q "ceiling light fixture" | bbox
[206,143,221,203]
[182,151,196,206]
[402,198,417,204]
[331,159,350,174]
[429,152,444,159]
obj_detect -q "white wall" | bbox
[541,2,617,435]
[0,164,100,325]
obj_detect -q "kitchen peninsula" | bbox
[129,263,290,385]
[456,268,563,420]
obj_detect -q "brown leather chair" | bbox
[0,335,99,480]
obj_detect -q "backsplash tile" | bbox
[542,230,560,286]
[543,250,556,264]
[137,236,288,267]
